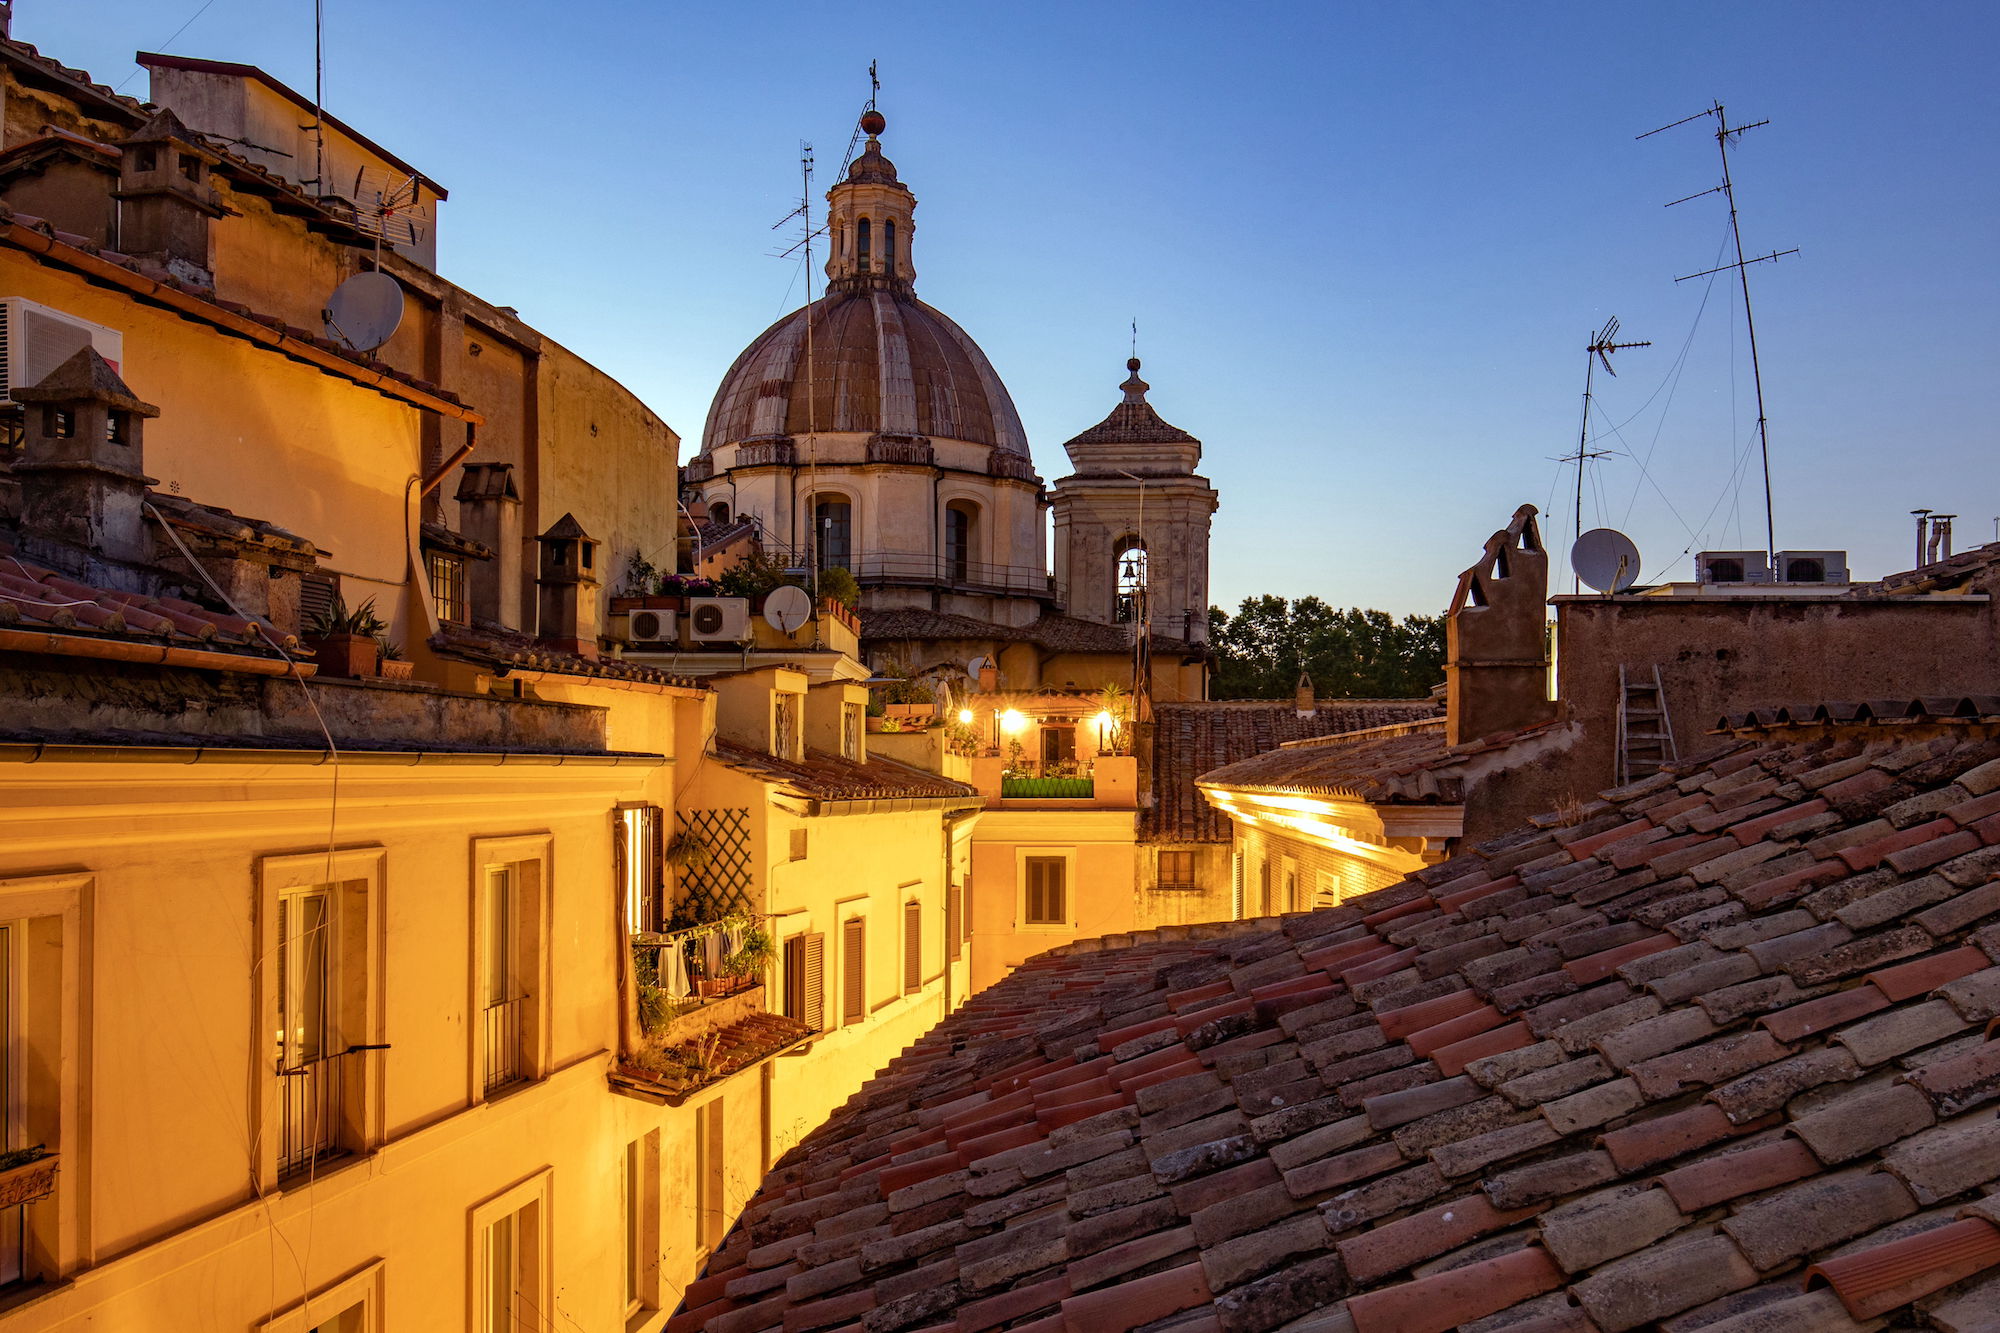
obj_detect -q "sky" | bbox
[24,2,2000,616]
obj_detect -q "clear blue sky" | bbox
[26,2,2000,615]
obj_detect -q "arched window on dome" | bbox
[709,500,729,527]
[945,500,978,584]
[814,496,853,572]
[1114,536,1148,625]
[856,218,871,275]
[883,220,897,274]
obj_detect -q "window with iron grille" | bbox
[480,864,529,1092]
[903,900,922,993]
[427,549,467,624]
[1023,857,1066,926]
[1157,849,1195,889]
[841,917,866,1025]
[773,693,801,760]
[277,885,341,1179]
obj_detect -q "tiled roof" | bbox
[1720,696,2000,734]
[1199,718,1567,806]
[712,740,978,804]
[1148,700,1445,842]
[1860,540,2000,596]
[429,622,704,688]
[0,543,292,658]
[860,609,1202,658]
[678,726,2000,1333]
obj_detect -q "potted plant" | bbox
[723,926,774,990]
[0,1146,56,1208]
[377,637,414,681]
[307,596,384,678]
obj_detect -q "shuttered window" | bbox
[1024,857,1066,926]
[903,901,922,993]
[1157,849,1195,888]
[1259,861,1272,917]
[1231,853,1245,921]
[841,918,865,1026]
[946,887,962,961]
[784,933,827,1030]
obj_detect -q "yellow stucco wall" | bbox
[967,808,1139,993]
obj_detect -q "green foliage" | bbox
[621,550,661,597]
[1208,596,1445,700]
[376,636,404,661]
[716,551,799,601]
[818,565,861,609]
[723,926,774,980]
[309,594,385,638]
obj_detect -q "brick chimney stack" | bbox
[13,347,160,567]
[535,512,600,658]
[1445,505,1556,747]
[456,462,522,628]
[1294,672,1316,716]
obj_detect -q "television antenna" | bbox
[322,269,403,352]
[1560,316,1649,591]
[346,166,425,259]
[1572,528,1643,594]
[1641,101,1798,568]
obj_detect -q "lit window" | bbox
[480,865,526,1092]
[276,885,340,1179]
[427,550,466,624]
[615,806,663,935]
[1024,857,1066,925]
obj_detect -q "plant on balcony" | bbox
[875,716,904,733]
[1096,682,1131,754]
[818,565,860,609]
[717,551,802,602]
[620,551,661,597]
[722,926,774,984]
[307,596,385,678]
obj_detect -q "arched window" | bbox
[709,500,729,526]
[945,501,978,583]
[814,496,853,571]
[856,218,871,274]
[1114,537,1147,624]
[884,220,897,273]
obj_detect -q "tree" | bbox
[1209,596,1445,700]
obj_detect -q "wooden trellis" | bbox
[675,807,753,923]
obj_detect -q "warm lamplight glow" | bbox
[999,709,1026,734]
[958,708,974,725]
[1093,711,1113,732]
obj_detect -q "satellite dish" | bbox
[1573,528,1643,593]
[763,585,813,633]
[323,271,405,352]
[966,655,992,679]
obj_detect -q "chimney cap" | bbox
[14,347,159,416]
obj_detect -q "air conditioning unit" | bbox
[1696,551,1772,584]
[1776,550,1850,584]
[687,597,750,643]
[627,608,676,647]
[0,298,124,401]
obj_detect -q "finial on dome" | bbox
[861,109,886,137]
[1121,357,1149,404]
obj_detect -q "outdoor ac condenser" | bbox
[0,298,124,400]
[687,598,750,643]
[1695,551,1772,584]
[627,609,677,646]
[1776,551,1850,584]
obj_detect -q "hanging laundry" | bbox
[661,942,691,1000]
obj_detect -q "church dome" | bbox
[699,289,1030,455]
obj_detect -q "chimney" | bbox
[13,347,160,566]
[1294,671,1316,716]
[456,462,522,627]
[1445,504,1556,747]
[0,4,14,40]
[114,109,224,290]
[978,662,999,693]
[535,512,600,658]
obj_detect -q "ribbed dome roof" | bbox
[700,290,1030,455]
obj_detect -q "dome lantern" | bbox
[825,110,916,294]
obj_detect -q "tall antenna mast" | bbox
[311,0,326,193]
[1564,317,1648,591]
[801,140,819,603]
[1641,102,1797,565]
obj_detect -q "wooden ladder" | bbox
[1617,664,1678,786]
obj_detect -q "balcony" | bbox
[851,551,1060,600]
[973,754,1139,809]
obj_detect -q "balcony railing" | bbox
[483,995,529,1091]
[848,552,1059,599]
[278,1054,345,1180]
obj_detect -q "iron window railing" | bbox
[277,1052,344,1179]
[483,995,528,1092]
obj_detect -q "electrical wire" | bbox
[112,0,222,92]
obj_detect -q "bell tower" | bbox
[1050,358,1218,645]
[824,110,916,295]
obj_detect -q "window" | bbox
[1024,857,1066,926]
[178,152,202,181]
[471,1172,551,1333]
[1231,853,1245,921]
[789,827,809,861]
[476,852,547,1097]
[0,874,87,1286]
[856,217,871,273]
[884,219,896,272]
[44,408,73,440]
[773,692,801,760]
[1041,726,1076,768]
[784,932,825,1029]
[709,500,729,525]
[945,503,976,583]
[427,549,466,624]
[1157,850,1195,889]
[105,411,129,445]
[1285,867,1299,913]
[1114,538,1147,624]
[814,498,852,571]
[622,1132,661,1319]
[1316,870,1342,909]
[903,900,922,994]
[615,805,664,935]
[1259,860,1272,917]
[841,703,863,760]
[276,884,340,1179]
[134,146,157,172]
[841,917,866,1025]
[694,1101,726,1252]
[256,1259,384,1333]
